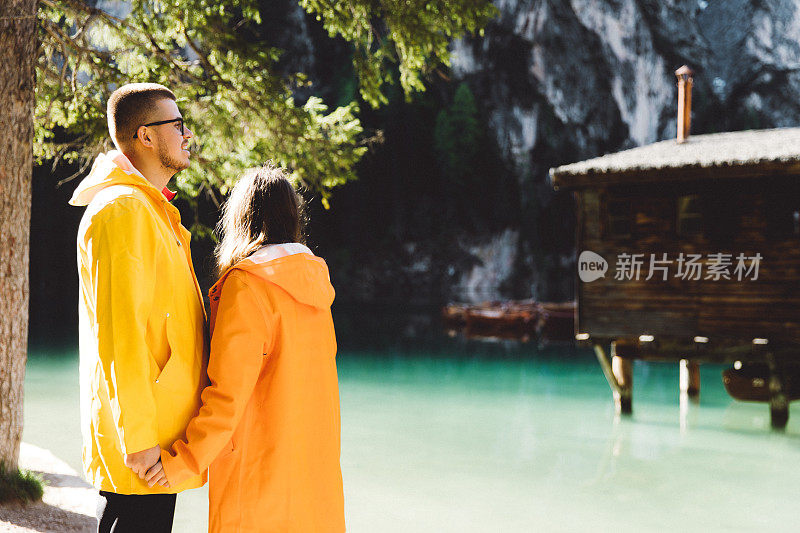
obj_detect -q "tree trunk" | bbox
[0,0,37,471]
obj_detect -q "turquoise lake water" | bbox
[23,318,800,532]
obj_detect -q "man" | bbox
[70,83,208,532]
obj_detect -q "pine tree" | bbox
[37,0,497,205]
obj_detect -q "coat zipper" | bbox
[162,200,205,319]
[163,203,182,247]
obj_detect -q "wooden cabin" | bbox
[549,125,800,428]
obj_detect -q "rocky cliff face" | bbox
[447,0,800,301]
[266,0,800,304]
[37,2,800,319]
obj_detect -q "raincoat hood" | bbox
[212,244,335,310]
[69,150,169,207]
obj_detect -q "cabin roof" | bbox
[550,127,800,190]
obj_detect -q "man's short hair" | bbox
[107,83,176,151]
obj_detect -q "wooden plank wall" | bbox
[577,177,800,343]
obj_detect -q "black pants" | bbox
[96,490,177,533]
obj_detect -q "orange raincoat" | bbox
[161,243,345,532]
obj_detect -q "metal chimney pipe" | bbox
[676,65,694,143]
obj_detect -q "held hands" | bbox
[144,458,170,488]
[124,445,170,487]
[124,445,160,477]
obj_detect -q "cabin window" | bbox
[677,195,702,236]
[764,189,800,239]
[582,191,601,240]
[605,198,632,238]
[702,193,740,242]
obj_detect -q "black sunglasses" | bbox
[133,117,184,139]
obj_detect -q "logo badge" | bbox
[578,251,608,282]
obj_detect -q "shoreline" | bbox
[0,443,95,532]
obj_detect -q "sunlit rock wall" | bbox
[448,0,800,302]
[455,229,520,303]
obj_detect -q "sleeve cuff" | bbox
[161,447,194,487]
[120,434,159,457]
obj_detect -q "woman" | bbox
[144,163,344,532]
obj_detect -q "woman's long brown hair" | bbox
[215,162,305,276]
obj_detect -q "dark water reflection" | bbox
[332,302,580,357]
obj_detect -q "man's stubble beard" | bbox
[157,142,189,172]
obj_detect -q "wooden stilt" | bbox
[593,341,634,414]
[593,343,621,396]
[764,351,789,429]
[611,341,633,415]
[679,359,700,398]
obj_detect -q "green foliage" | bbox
[299,0,497,108]
[35,0,496,205]
[0,463,45,504]
[429,81,519,232]
[434,82,480,184]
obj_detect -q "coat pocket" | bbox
[155,316,190,390]
[154,351,181,389]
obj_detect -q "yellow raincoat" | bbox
[70,151,208,494]
[161,244,345,532]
